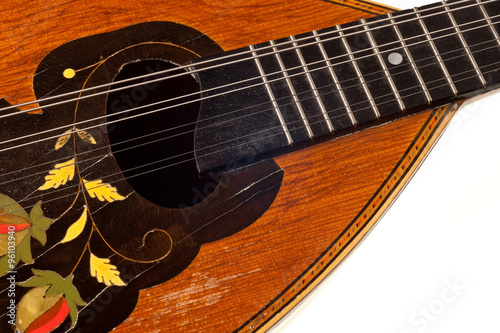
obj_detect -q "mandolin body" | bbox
[0,0,467,332]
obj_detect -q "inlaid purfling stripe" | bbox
[313,30,357,127]
[443,0,487,87]
[321,0,394,15]
[269,40,314,139]
[361,18,406,112]
[239,103,458,333]
[337,25,381,119]
[387,12,432,105]
[414,7,458,97]
[249,45,294,145]
[289,35,334,133]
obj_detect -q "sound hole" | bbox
[106,60,217,208]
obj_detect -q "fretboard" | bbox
[192,0,500,173]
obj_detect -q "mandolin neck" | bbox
[192,0,500,173]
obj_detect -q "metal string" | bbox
[0,24,499,189]
[0,0,499,215]
[0,0,499,321]
[3,59,500,217]
[0,0,493,119]
[1,35,498,187]
[1,7,499,155]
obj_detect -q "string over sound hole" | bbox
[106,60,217,208]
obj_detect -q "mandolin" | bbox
[0,0,499,332]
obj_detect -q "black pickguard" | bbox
[0,21,282,332]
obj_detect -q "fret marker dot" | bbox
[388,52,403,65]
[63,68,76,79]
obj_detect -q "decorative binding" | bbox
[321,0,397,15]
[238,101,461,332]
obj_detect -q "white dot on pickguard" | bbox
[388,52,403,65]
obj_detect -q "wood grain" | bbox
[114,104,459,332]
[0,0,362,111]
[0,0,462,332]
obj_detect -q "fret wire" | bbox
[1,0,497,119]
[387,13,432,105]
[414,7,459,97]
[443,0,487,87]
[5,10,500,157]
[270,40,314,139]
[477,0,500,46]
[5,21,500,157]
[249,44,294,145]
[8,15,500,156]
[198,63,500,163]
[361,18,406,112]
[5,53,500,194]
[0,0,498,118]
[2,2,500,196]
[289,35,334,133]
[337,25,381,119]
[312,30,357,127]
[6,64,500,218]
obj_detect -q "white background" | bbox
[272,0,500,332]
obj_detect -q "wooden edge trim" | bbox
[357,0,400,11]
[237,102,462,333]
[320,0,398,15]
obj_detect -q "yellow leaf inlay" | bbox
[83,179,125,202]
[55,129,72,150]
[60,206,87,243]
[90,253,126,286]
[38,158,76,190]
[76,128,96,145]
